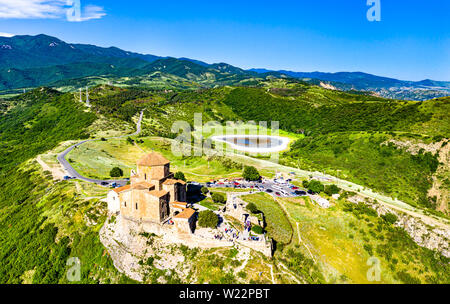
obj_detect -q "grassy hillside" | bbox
[0,89,129,283]
[282,132,440,209]
[222,87,443,136]
[241,193,449,284]
[0,88,96,172]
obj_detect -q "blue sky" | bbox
[0,0,449,80]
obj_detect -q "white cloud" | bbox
[0,0,105,21]
[0,32,15,37]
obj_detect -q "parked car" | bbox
[101,182,109,186]
[275,192,281,196]
[295,190,307,196]
[265,189,273,193]
[307,190,314,195]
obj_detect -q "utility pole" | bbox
[85,86,90,106]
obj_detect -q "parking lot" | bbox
[203,178,310,198]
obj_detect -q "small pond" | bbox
[210,135,290,153]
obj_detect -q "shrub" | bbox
[110,167,123,177]
[302,180,309,188]
[174,171,186,182]
[382,213,398,225]
[220,158,243,170]
[243,166,260,181]
[201,187,209,195]
[198,210,219,229]
[308,180,324,193]
[237,271,247,279]
[251,225,264,234]
[396,271,421,284]
[246,202,258,214]
[126,137,134,144]
[211,192,226,204]
[324,184,340,196]
[363,244,373,255]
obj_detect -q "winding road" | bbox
[57,111,144,187]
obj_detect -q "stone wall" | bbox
[226,192,265,227]
[113,215,273,257]
[236,238,272,257]
[120,190,169,223]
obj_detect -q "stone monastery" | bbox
[107,152,196,235]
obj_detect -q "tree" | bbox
[198,210,219,229]
[243,166,260,181]
[382,213,398,225]
[308,180,324,193]
[211,192,226,204]
[126,137,134,145]
[324,184,340,196]
[251,225,264,234]
[246,202,258,214]
[110,167,123,177]
[174,171,186,182]
[201,186,209,195]
[302,180,309,188]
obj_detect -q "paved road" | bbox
[57,111,144,187]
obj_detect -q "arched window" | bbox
[124,201,127,207]
[136,203,138,210]
[144,173,147,180]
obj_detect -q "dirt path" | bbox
[277,262,303,284]
[296,222,315,262]
[36,155,65,180]
[274,196,316,262]
[264,263,275,284]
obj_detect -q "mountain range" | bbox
[1,34,449,100]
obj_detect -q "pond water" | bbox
[210,135,290,153]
